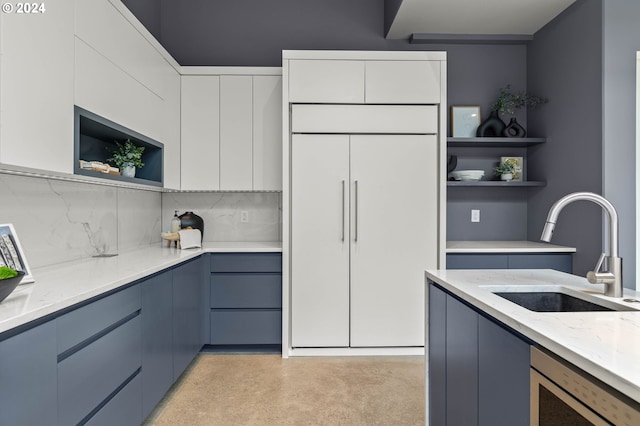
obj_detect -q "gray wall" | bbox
[159,0,391,66]
[122,0,161,40]
[526,0,603,277]
[602,0,640,288]
[443,44,529,240]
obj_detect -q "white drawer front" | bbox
[288,60,365,103]
[291,104,438,134]
[365,60,441,104]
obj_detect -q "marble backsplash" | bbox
[161,192,281,242]
[0,173,162,269]
[0,173,282,269]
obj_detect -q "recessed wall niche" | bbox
[74,106,163,187]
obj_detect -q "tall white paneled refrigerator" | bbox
[282,50,446,355]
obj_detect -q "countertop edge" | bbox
[0,242,282,336]
[446,240,577,253]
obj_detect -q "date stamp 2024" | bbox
[2,2,46,14]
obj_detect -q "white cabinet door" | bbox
[365,61,441,104]
[288,60,365,103]
[74,0,175,148]
[291,134,350,348]
[0,1,74,173]
[180,76,220,190]
[220,76,253,190]
[253,76,282,191]
[350,134,438,347]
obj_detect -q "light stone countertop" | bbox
[0,242,281,336]
[426,268,640,403]
[446,240,576,253]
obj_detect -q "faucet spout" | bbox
[540,192,622,297]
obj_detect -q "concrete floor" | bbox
[144,353,425,425]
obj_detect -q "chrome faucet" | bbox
[540,192,623,298]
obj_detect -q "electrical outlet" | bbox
[471,209,480,223]
[240,211,249,223]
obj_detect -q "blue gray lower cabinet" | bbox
[141,270,174,419]
[57,285,142,426]
[0,321,58,426]
[428,282,530,426]
[172,256,205,381]
[447,253,573,273]
[209,253,282,346]
[0,256,207,426]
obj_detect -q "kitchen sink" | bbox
[486,286,639,313]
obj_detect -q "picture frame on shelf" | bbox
[500,156,524,181]
[0,224,34,284]
[450,106,481,138]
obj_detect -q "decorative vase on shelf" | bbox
[501,173,513,182]
[122,165,135,178]
[502,118,527,138]
[476,111,506,137]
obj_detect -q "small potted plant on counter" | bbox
[494,158,518,181]
[106,138,145,178]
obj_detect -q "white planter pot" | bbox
[500,173,513,181]
[122,165,136,178]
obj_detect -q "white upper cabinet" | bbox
[365,60,441,104]
[287,54,442,105]
[220,76,253,190]
[253,76,283,191]
[180,76,220,191]
[74,0,181,189]
[0,1,75,173]
[180,70,282,191]
[288,60,365,103]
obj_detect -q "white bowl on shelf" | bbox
[450,170,485,181]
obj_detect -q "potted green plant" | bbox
[494,158,518,181]
[477,85,548,137]
[491,84,548,116]
[106,139,145,178]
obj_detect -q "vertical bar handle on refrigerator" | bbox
[341,180,345,241]
[354,180,358,242]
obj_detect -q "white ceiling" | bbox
[386,0,577,39]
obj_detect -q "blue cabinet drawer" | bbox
[211,274,282,309]
[507,254,572,273]
[446,253,573,273]
[58,315,141,426]
[210,253,282,273]
[57,285,141,355]
[210,310,281,345]
[85,373,142,426]
[447,254,508,269]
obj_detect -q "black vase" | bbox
[476,111,506,137]
[447,155,458,173]
[178,211,204,242]
[502,118,527,138]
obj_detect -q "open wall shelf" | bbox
[448,180,546,187]
[74,106,163,187]
[448,137,546,147]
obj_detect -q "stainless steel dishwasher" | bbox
[530,347,640,425]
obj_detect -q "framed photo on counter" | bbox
[451,106,481,138]
[0,224,34,284]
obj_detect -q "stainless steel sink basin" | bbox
[494,292,623,312]
[483,286,639,313]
